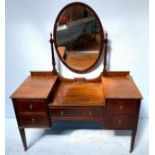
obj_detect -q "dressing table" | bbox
[11,2,142,153]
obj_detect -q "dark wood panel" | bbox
[105,115,135,129]
[50,107,104,118]
[107,100,139,114]
[12,99,51,128]
[15,100,46,113]
[18,113,50,127]
[103,71,130,77]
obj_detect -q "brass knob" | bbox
[31,118,35,123]
[29,104,33,110]
[60,110,64,116]
[119,105,123,110]
[118,119,122,124]
[89,111,92,116]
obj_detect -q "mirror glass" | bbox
[54,3,103,72]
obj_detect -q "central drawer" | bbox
[49,107,104,119]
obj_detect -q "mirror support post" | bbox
[49,33,57,74]
[103,33,108,73]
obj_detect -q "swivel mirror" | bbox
[53,2,104,73]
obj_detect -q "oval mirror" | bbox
[53,2,104,73]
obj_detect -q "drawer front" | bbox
[50,107,104,118]
[105,115,135,129]
[15,100,47,113]
[107,100,139,114]
[19,113,50,127]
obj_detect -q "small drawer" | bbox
[107,100,139,114]
[18,113,50,127]
[15,100,47,113]
[50,108,80,117]
[83,108,104,117]
[50,107,104,118]
[105,115,135,129]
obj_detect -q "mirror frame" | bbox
[53,2,104,73]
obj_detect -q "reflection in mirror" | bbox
[55,4,102,71]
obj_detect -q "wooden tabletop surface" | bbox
[102,75,143,99]
[11,71,142,101]
[49,82,105,106]
[11,73,58,99]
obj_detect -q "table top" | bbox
[11,72,58,99]
[49,82,105,106]
[11,71,142,101]
[102,75,143,99]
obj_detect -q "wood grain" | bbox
[11,72,142,152]
[65,52,99,71]
[107,100,139,114]
[11,73,58,99]
[102,75,142,99]
[49,82,105,106]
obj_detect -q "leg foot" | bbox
[130,129,137,153]
[19,128,27,151]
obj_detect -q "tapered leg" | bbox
[19,128,27,151]
[130,129,137,153]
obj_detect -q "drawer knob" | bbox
[118,119,122,124]
[31,118,35,123]
[89,111,92,116]
[29,104,33,110]
[119,105,123,110]
[60,110,64,116]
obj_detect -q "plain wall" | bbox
[6,0,148,118]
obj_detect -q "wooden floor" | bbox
[49,82,105,106]
[66,52,98,71]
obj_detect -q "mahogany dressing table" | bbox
[11,2,142,153]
